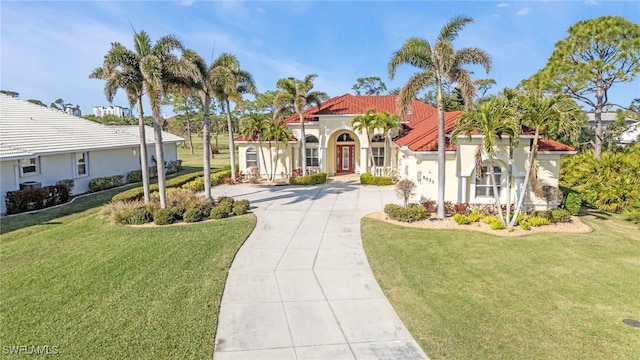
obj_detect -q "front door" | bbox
[336,145,355,173]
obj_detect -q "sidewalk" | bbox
[211,181,429,360]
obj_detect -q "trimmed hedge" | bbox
[89,175,124,192]
[384,203,428,223]
[560,188,582,216]
[360,173,393,186]
[182,170,233,191]
[126,170,143,183]
[153,209,175,225]
[5,184,71,215]
[289,172,327,185]
[112,169,229,202]
[232,199,251,215]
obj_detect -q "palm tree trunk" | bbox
[436,80,446,220]
[186,108,194,155]
[488,158,505,225]
[153,114,167,208]
[258,138,269,182]
[137,98,151,203]
[226,99,237,181]
[203,96,212,200]
[267,138,274,182]
[506,138,513,227]
[509,129,539,227]
[300,113,307,175]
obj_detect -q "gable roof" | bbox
[0,95,183,160]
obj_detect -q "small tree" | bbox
[540,185,563,210]
[395,179,416,207]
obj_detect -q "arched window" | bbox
[476,163,502,197]
[246,148,258,169]
[337,133,354,142]
[305,135,319,167]
[371,134,385,142]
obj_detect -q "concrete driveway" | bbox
[211,179,429,360]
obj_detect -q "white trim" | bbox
[19,157,39,177]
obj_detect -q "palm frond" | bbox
[388,37,433,79]
[397,71,435,116]
[438,15,473,43]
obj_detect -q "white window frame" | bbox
[371,146,384,167]
[19,157,39,177]
[305,135,319,167]
[75,152,88,177]
[475,164,502,198]
[246,147,258,170]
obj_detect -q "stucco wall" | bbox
[237,143,292,179]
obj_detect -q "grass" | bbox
[178,134,232,169]
[1,199,256,358]
[362,212,640,359]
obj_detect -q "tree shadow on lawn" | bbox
[582,207,613,220]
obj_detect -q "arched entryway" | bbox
[327,130,360,175]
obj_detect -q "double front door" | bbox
[336,145,355,173]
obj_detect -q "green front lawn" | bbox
[362,213,640,359]
[1,204,256,358]
[178,135,232,170]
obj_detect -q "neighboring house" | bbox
[236,93,576,209]
[586,111,635,129]
[620,122,640,146]
[0,95,183,214]
[93,105,132,118]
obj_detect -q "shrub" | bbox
[360,173,393,186]
[106,201,153,225]
[232,199,250,215]
[526,216,551,227]
[183,208,205,223]
[210,205,230,219]
[126,170,142,183]
[89,175,124,192]
[453,202,470,216]
[468,209,483,222]
[112,169,226,202]
[483,215,500,224]
[56,179,74,193]
[540,185,563,207]
[217,196,234,205]
[520,221,531,230]
[289,172,327,185]
[623,208,640,224]
[444,201,455,217]
[182,169,233,191]
[489,220,505,230]
[453,213,471,225]
[384,203,428,223]
[5,185,70,214]
[422,199,437,214]
[395,179,416,207]
[531,210,553,220]
[551,208,572,223]
[561,191,582,216]
[217,201,233,216]
[153,209,174,225]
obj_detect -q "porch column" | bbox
[360,146,368,175]
[459,176,468,203]
[319,145,326,172]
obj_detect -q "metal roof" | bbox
[0,95,183,160]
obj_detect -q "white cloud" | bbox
[516,8,532,16]
[178,0,195,6]
[497,3,511,8]
[256,7,265,13]
[584,0,599,5]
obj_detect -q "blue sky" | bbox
[1,1,638,116]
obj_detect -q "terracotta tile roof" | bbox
[395,111,461,151]
[283,93,436,126]
[538,138,575,152]
[234,134,297,142]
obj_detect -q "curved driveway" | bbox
[212,180,429,360]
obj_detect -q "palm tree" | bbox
[452,99,518,226]
[389,15,492,219]
[180,50,218,199]
[376,111,402,170]
[211,53,257,182]
[274,75,328,175]
[91,36,151,203]
[134,31,185,209]
[270,120,293,178]
[351,108,379,174]
[240,113,271,181]
[507,92,584,227]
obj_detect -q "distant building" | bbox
[65,107,82,117]
[586,112,635,130]
[93,105,132,118]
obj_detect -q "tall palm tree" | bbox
[211,53,257,182]
[452,99,518,226]
[389,15,492,219]
[240,113,271,181]
[270,120,293,178]
[90,36,152,203]
[507,92,584,227]
[351,108,379,173]
[180,50,218,199]
[274,75,328,175]
[133,31,185,209]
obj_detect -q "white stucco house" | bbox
[236,93,576,209]
[0,95,183,213]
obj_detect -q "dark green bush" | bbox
[125,207,153,225]
[360,173,393,186]
[56,179,75,193]
[153,209,174,225]
[551,208,572,223]
[5,184,71,214]
[384,203,428,223]
[232,199,250,215]
[126,170,142,183]
[531,210,553,220]
[217,196,234,205]
[210,205,230,219]
[183,208,205,223]
[562,191,582,216]
[290,172,327,185]
[89,175,124,192]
